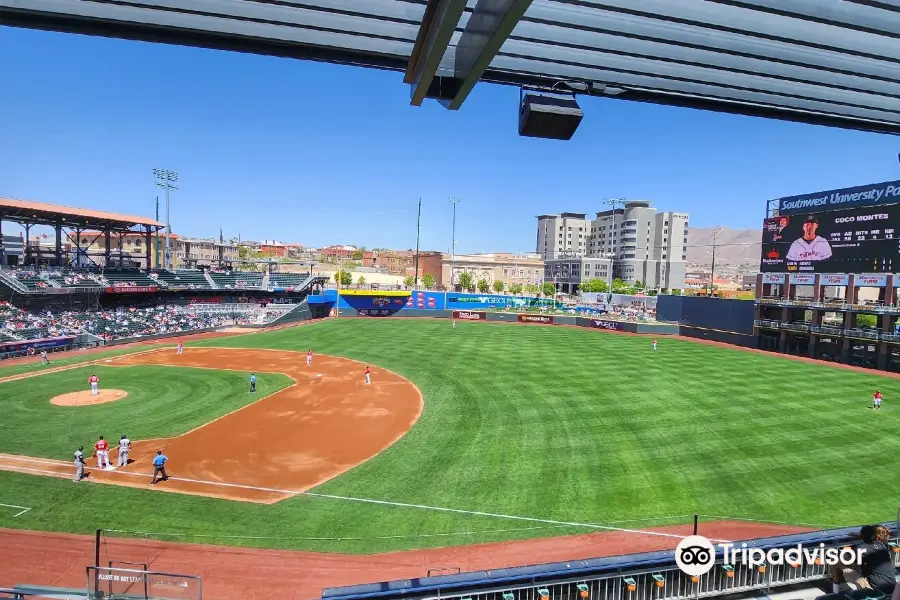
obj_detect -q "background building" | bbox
[536,201,688,292]
[536,213,589,259]
[70,231,240,269]
[543,257,613,295]
[442,252,543,290]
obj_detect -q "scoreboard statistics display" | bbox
[760,203,900,273]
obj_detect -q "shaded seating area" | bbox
[155,269,211,289]
[269,273,308,288]
[100,270,160,288]
[210,271,264,289]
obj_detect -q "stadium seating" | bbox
[154,270,212,289]
[100,271,159,288]
[269,273,309,288]
[46,272,102,288]
[210,271,264,290]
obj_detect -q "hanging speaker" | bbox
[518,92,583,140]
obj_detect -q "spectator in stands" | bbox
[831,524,896,597]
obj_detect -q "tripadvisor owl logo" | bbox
[675,536,716,576]
[675,534,865,577]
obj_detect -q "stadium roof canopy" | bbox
[3,0,900,135]
[0,198,165,230]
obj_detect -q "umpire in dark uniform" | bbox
[249,373,256,393]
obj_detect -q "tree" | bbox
[541,282,557,298]
[580,278,608,293]
[357,275,366,285]
[456,271,474,291]
[351,251,364,260]
[403,275,415,288]
[611,278,633,294]
[477,278,490,293]
[334,270,352,286]
[422,273,435,289]
[524,283,538,296]
[856,313,878,328]
[509,283,523,295]
[633,280,645,291]
[492,280,506,293]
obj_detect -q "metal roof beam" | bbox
[445,0,534,109]
[405,0,467,107]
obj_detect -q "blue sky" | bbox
[1,26,899,254]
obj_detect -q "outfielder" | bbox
[94,436,110,469]
[652,339,657,351]
[873,391,883,410]
[73,446,86,482]
[306,349,312,366]
[89,374,99,396]
[364,366,371,385]
[117,434,131,467]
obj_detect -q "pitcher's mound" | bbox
[50,389,128,406]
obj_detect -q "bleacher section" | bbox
[46,273,102,288]
[269,273,309,288]
[100,271,159,288]
[210,271,264,290]
[154,270,211,289]
[12,274,51,290]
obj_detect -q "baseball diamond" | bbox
[1,317,899,556]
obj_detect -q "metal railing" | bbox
[846,328,881,339]
[753,319,780,329]
[781,322,811,332]
[810,325,844,336]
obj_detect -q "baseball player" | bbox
[117,434,131,467]
[306,349,312,366]
[452,319,456,329]
[652,339,657,351]
[176,340,184,355]
[73,446,86,482]
[94,436,110,469]
[249,373,256,393]
[364,366,371,385]
[873,390,883,410]
[40,350,49,364]
[89,374,99,396]
[150,450,169,484]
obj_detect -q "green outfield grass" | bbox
[1,318,899,554]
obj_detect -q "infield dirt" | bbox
[0,347,423,503]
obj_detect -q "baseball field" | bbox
[0,318,898,558]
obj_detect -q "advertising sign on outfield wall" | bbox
[856,274,888,287]
[356,309,395,316]
[453,310,486,320]
[105,286,159,293]
[762,273,786,284]
[789,273,817,285]
[589,319,626,331]
[820,274,850,286]
[517,314,554,325]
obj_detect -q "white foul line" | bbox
[2,455,729,542]
[0,502,32,517]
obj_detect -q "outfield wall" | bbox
[657,295,756,347]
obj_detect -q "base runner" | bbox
[94,436,110,469]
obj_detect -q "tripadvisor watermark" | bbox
[675,535,864,577]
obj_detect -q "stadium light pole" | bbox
[709,227,721,296]
[449,197,461,290]
[153,168,178,269]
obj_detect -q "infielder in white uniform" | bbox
[786,215,832,262]
[306,349,312,366]
[117,435,131,467]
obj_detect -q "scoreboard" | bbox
[760,203,900,273]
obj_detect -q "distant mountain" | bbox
[686,226,761,267]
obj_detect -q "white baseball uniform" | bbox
[177,342,183,355]
[365,369,371,384]
[89,376,99,396]
[786,236,832,262]
[306,352,312,365]
[118,437,131,467]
